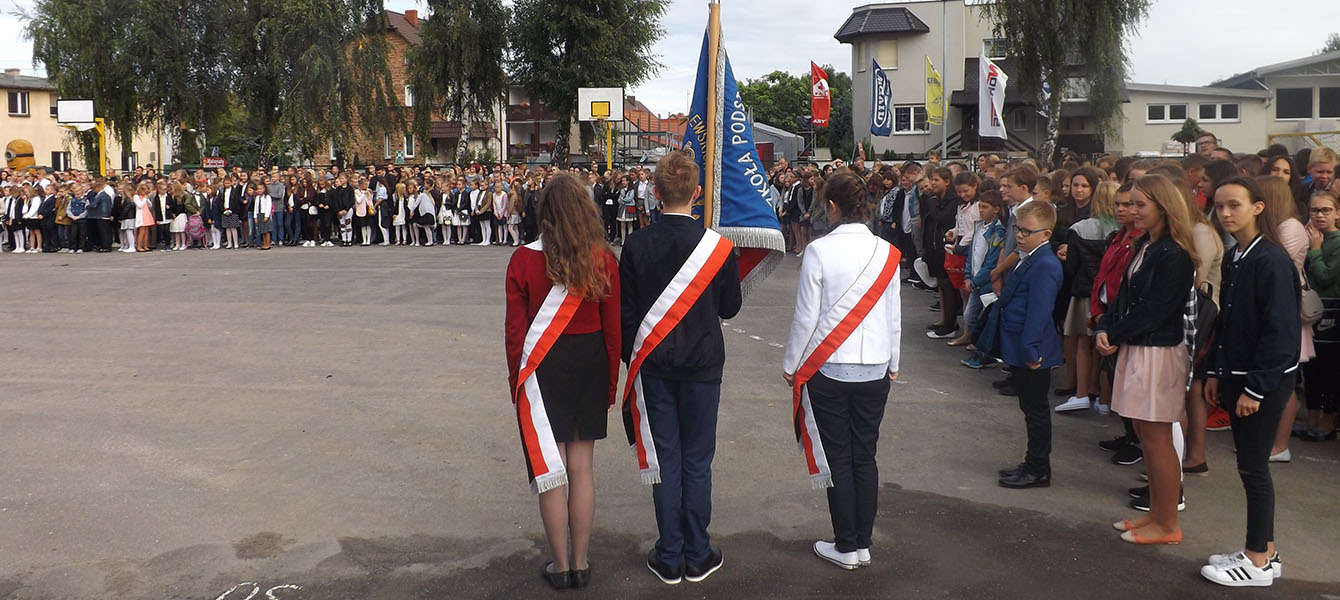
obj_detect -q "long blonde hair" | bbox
[537,173,611,300]
[1133,174,1199,267]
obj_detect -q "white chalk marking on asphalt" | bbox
[733,328,746,334]
[926,388,950,396]
[1299,455,1340,465]
[214,582,260,600]
[768,342,785,348]
[266,585,303,599]
[749,335,762,341]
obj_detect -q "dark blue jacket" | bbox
[619,214,742,382]
[997,243,1064,369]
[1203,236,1302,400]
[87,189,113,220]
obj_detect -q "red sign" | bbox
[202,157,226,169]
[811,62,830,128]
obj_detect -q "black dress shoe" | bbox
[541,562,571,591]
[1053,387,1076,397]
[1098,435,1129,452]
[569,564,590,589]
[684,548,723,583]
[996,383,1018,396]
[646,550,682,585]
[999,470,1050,489]
[998,462,1028,478]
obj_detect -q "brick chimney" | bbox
[404,9,418,26]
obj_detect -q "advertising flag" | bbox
[680,10,784,297]
[811,62,830,128]
[925,57,943,126]
[870,58,893,136]
[979,51,1009,140]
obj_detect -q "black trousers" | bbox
[1303,344,1339,413]
[808,372,891,553]
[318,209,334,241]
[1013,366,1052,475]
[93,219,113,250]
[71,220,87,250]
[1221,372,1295,553]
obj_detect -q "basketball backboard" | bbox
[57,99,95,125]
[578,88,624,122]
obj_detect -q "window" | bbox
[1197,102,1241,122]
[7,91,29,116]
[49,96,58,117]
[383,134,392,159]
[1146,103,1187,123]
[51,151,70,171]
[983,38,1007,60]
[874,40,897,70]
[1063,77,1089,101]
[404,85,414,108]
[1320,87,1340,118]
[1011,109,1027,131]
[329,140,336,161]
[121,152,138,171]
[403,133,415,158]
[893,105,928,134]
[1276,87,1312,119]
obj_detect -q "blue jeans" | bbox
[641,374,719,568]
[272,210,287,244]
[246,212,259,246]
[964,286,986,339]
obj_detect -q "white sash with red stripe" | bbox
[790,243,901,489]
[515,283,585,494]
[622,229,735,485]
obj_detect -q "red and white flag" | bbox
[811,62,831,128]
[623,230,735,485]
[789,244,901,488]
[514,284,584,494]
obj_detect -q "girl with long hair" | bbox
[492,181,509,245]
[1055,179,1119,414]
[1097,174,1198,545]
[133,181,155,252]
[392,182,409,245]
[1257,176,1313,462]
[355,178,373,246]
[1199,176,1300,587]
[503,172,618,591]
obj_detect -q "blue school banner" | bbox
[871,58,893,136]
[681,25,784,295]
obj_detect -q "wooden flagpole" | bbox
[703,0,721,227]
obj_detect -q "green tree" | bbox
[509,0,668,168]
[24,0,399,168]
[1171,118,1201,155]
[979,0,1151,165]
[406,0,509,163]
[1322,33,1340,54]
[739,71,809,132]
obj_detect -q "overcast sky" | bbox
[3,0,1336,117]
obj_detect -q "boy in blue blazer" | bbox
[996,201,1064,489]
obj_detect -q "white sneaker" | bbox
[1093,400,1111,416]
[1209,550,1282,578]
[856,548,870,567]
[813,541,859,570]
[1055,396,1090,413]
[1268,448,1291,463]
[1200,553,1274,587]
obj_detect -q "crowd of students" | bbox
[0,161,663,254]
[799,137,1335,588]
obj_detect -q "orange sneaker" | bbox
[1207,406,1232,431]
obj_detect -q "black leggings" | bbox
[1302,344,1339,413]
[1220,372,1295,553]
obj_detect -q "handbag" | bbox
[1314,298,1340,344]
[308,205,318,216]
[1301,276,1323,326]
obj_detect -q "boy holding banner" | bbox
[620,151,742,585]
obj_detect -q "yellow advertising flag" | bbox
[925,57,944,126]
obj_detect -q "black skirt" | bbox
[534,332,609,442]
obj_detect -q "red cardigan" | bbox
[504,245,621,405]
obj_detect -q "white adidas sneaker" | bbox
[1200,553,1274,587]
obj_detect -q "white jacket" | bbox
[783,223,902,375]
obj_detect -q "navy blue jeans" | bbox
[641,374,720,569]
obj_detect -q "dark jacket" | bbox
[997,243,1065,368]
[619,215,742,382]
[1203,236,1302,400]
[1097,233,1195,347]
[1062,225,1114,299]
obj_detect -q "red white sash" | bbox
[622,230,735,485]
[791,243,901,489]
[515,283,585,494]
